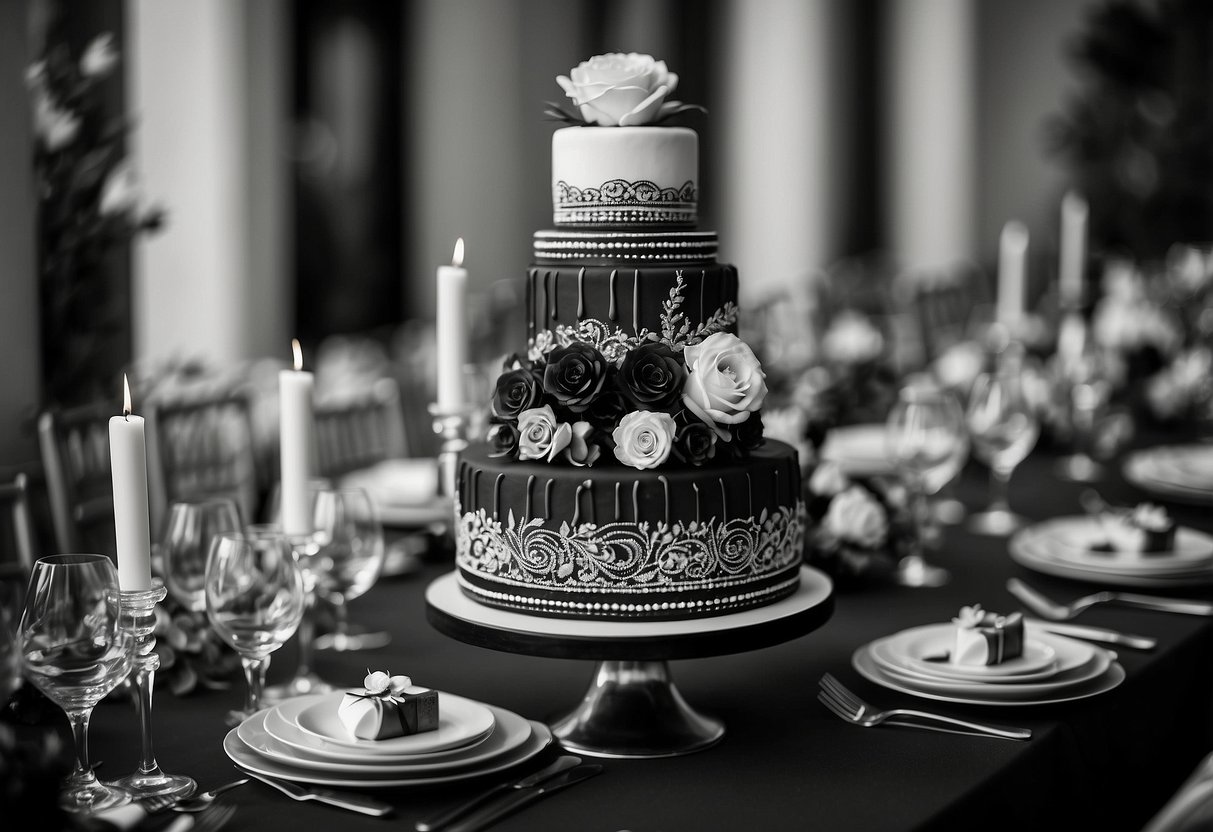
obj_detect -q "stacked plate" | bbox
[819,423,897,479]
[338,458,453,529]
[224,690,552,788]
[1123,445,1213,504]
[852,621,1125,706]
[1009,516,1213,588]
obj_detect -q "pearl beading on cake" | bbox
[456,571,801,619]
[533,230,718,264]
[555,208,697,226]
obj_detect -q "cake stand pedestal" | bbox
[425,565,833,759]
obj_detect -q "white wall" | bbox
[126,0,289,368]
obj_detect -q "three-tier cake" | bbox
[455,54,806,621]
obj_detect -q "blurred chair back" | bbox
[315,377,407,480]
[897,260,991,362]
[146,389,261,538]
[0,472,36,586]
[38,400,117,556]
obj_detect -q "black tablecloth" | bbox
[24,439,1213,831]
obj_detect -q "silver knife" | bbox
[415,754,582,832]
[242,769,394,816]
[443,763,603,832]
[1026,618,1157,650]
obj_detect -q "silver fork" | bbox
[1007,577,1213,620]
[817,673,1031,741]
[165,803,236,832]
[143,778,249,814]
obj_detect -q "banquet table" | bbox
[31,433,1213,832]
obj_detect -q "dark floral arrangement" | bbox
[800,460,915,589]
[147,559,241,697]
[28,14,165,407]
[486,326,768,470]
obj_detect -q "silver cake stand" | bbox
[424,565,834,759]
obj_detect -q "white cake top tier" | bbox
[552,126,697,228]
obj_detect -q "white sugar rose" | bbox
[612,410,676,470]
[517,405,573,462]
[557,52,678,127]
[563,420,601,467]
[824,486,888,549]
[682,332,768,432]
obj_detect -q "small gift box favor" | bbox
[952,605,1024,667]
[1096,503,1176,554]
[337,671,440,741]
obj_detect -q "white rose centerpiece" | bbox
[613,411,677,469]
[550,52,702,127]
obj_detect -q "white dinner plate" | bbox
[872,622,1078,678]
[1124,447,1213,504]
[267,691,494,758]
[819,424,897,478]
[1009,534,1213,588]
[853,647,1125,707]
[867,642,1113,698]
[1017,516,1213,575]
[225,719,553,788]
[294,690,495,754]
[237,703,531,773]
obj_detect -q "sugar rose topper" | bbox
[546,52,705,126]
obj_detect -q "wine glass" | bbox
[965,361,1040,535]
[255,518,334,702]
[205,531,305,726]
[885,377,968,587]
[161,496,244,613]
[18,554,134,812]
[311,487,388,652]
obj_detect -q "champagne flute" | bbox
[885,378,968,587]
[965,362,1040,535]
[161,496,243,613]
[18,554,134,812]
[311,487,388,652]
[205,531,305,727]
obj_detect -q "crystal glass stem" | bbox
[240,655,268,716]
[429,404,471,502]
[264,534,332,700]
[115,586,196,800]
[987,466,1012,516]
[894,477,949,587]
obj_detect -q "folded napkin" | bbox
[952,605,1024,666]
[337,670,439,741]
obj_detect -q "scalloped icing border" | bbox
[455,500,806,594]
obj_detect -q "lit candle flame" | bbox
[122,373,132,418]
[292,338,303,371]
[452,237,465,268]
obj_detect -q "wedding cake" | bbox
[455,54,805,621]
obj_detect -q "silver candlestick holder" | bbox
[115,585,196,800]
[429,403,475,503]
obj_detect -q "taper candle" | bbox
[109,374,153,591]
[279,339,315,536]
[997,221,1029,329]
[1059,191,1088,308]
[437,237,468,411]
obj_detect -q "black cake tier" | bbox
[454,440,805,621]
[525,262,739,359]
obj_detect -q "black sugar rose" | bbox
[491,368,542,420]
[542,343,608,413]
[673,418,717,466]
[486,421,520,457]
[733,410,766,451]
[618,342,686,410]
